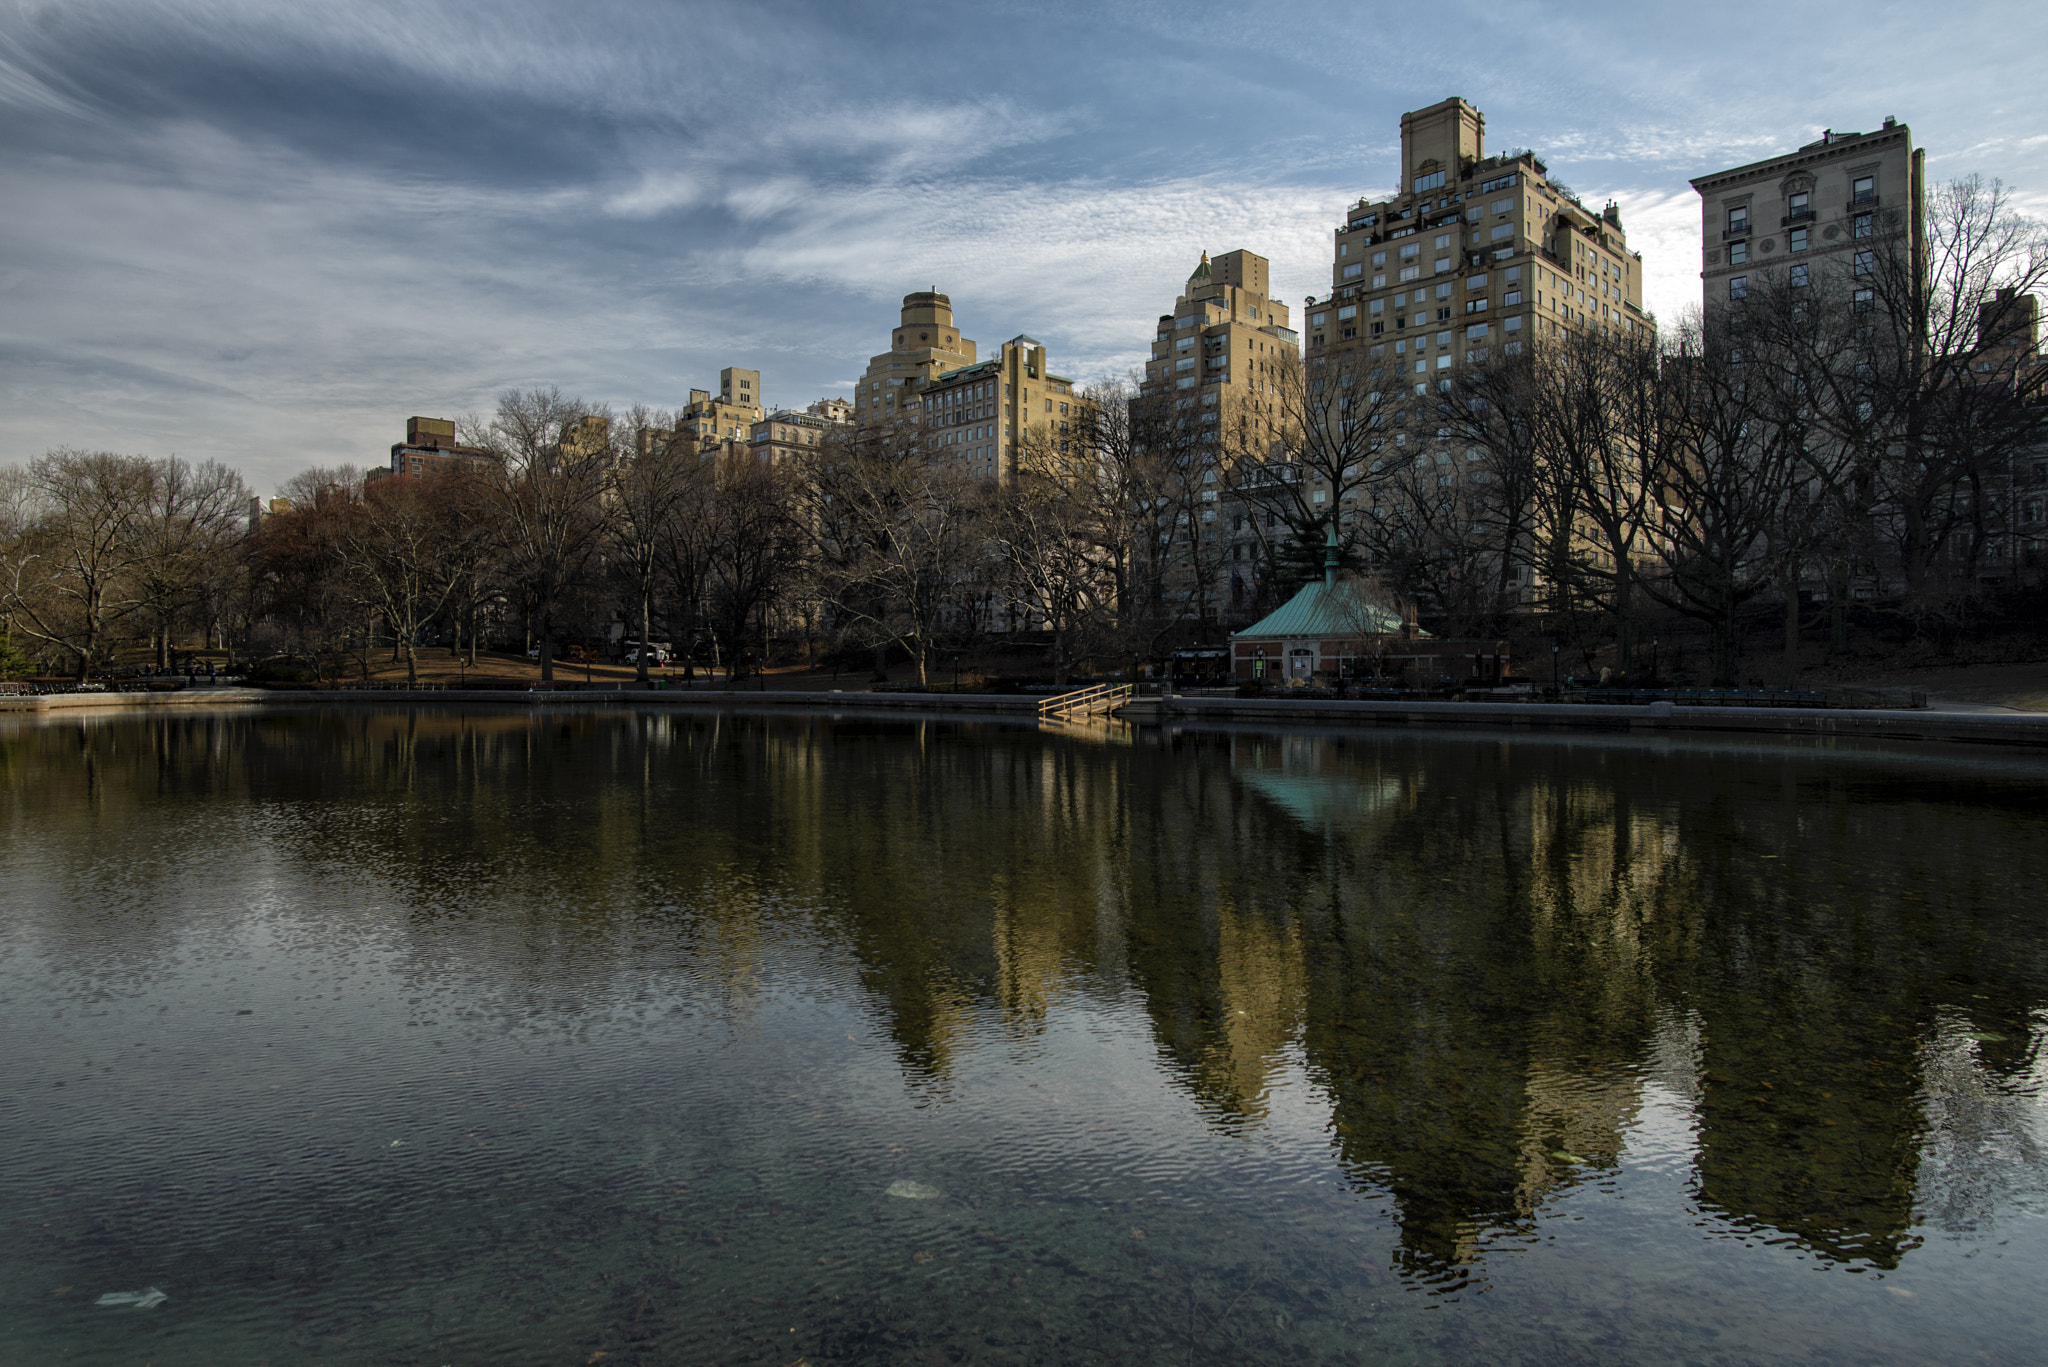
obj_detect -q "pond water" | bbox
[1,707,2045,1365]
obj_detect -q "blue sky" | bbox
[3,0,2043,492]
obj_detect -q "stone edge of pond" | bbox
[7,688,2048,749]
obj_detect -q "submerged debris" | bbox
[886,1179,942,1200]
[95,1287,168,1310]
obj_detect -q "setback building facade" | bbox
[1311,97,1649,376]
[1140,249,1299,462]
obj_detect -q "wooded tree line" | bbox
[4,179,2040,688]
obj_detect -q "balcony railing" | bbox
[1781,208,1815,226]
[1722,224,1753,240]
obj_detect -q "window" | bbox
[1414,170,1446,193]
[1790,226,1809,252]
[1342,263,1363,279]
[1436,355,1452,370]
[1490,224,1513,240]
[1309,312,1327,326]
[1372,251,1387,266]
[1788,190,1810,218]
[1435,258,1451,274]
[1492,198,1513,215]
[1854,250,1875,276]
[1401,242,1420,259]
[1853,287,1874,313]
[1337,305,1357,320]
[1504,315,1523,332]
[1368,299,1384,314]
[1728,205,1750,233]
[1400,266,1420,282]
[1790,263,1809,287]
[1728,240,1748,265]
[1465,298,1487,313]
[1435,233,1451,249]
[1503,290,1522,306]
[1854,213,1873,239]
[1465,322,1490,339]
[1372,274,1386,288]
[1729,276,1748,299]
[1467,273,1488,290]
[1852,175,1875,204]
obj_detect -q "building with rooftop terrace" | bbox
[921,334,1079,484]
[1309,96,1649,375]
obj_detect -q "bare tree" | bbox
[608,411,699,681]
[0,450,156,679]
[330,474,470,686]
[705,457,801,682]
[131,457,249,669]
[1224,347,1400,592]
[794,425,990,686]
[466,389,604,682]
[1812,176,2048,623]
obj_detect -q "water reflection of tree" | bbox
[10,710,2047,1286]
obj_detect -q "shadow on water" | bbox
[1,706,2045,1363]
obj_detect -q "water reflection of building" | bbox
[16,712,2047,1286]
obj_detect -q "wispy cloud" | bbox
[2,0,2045,491]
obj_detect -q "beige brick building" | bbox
[1140,249,1299,462]
[920,335,1079,483]
[1690,118,1920,316]
[853,291,1078,482]
[855,292,977,424]
[1310,97,1649,379]
[380,415,496,481]
[749,399,855,466]
[678,367,763,458]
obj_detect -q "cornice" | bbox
[1689,128,1911,195]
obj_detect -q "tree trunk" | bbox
[540,608,554,682]
[404,636,418,687]
[637,588,651,683]
[1781,570,1801,691]
[1711,615,1736,688]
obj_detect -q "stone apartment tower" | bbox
[1690,118,1921,317]
[854,292,977,424]
[1309,97,1649,370]
[1299,97,1651,607]
[1141,248,1298,462]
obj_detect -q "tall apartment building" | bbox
[1690,118,1920,316]
[680,367,764,456]
[377,415,496,482]
[920,335,1079,482]
[853,292,1077,482]
[855,292,977,423]
[749,398,855,466]
[1309,97,1649,382]
[1140,249,1299,461]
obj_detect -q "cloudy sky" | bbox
[3,0,2043,493]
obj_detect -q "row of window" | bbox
[1727,176,1876,233]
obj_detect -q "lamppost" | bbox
[1551,641,1560,697]
[1651,636,1660,684]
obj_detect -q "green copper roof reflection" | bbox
[1232,579,1417,639]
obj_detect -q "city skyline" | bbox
[2,0,2043,492]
